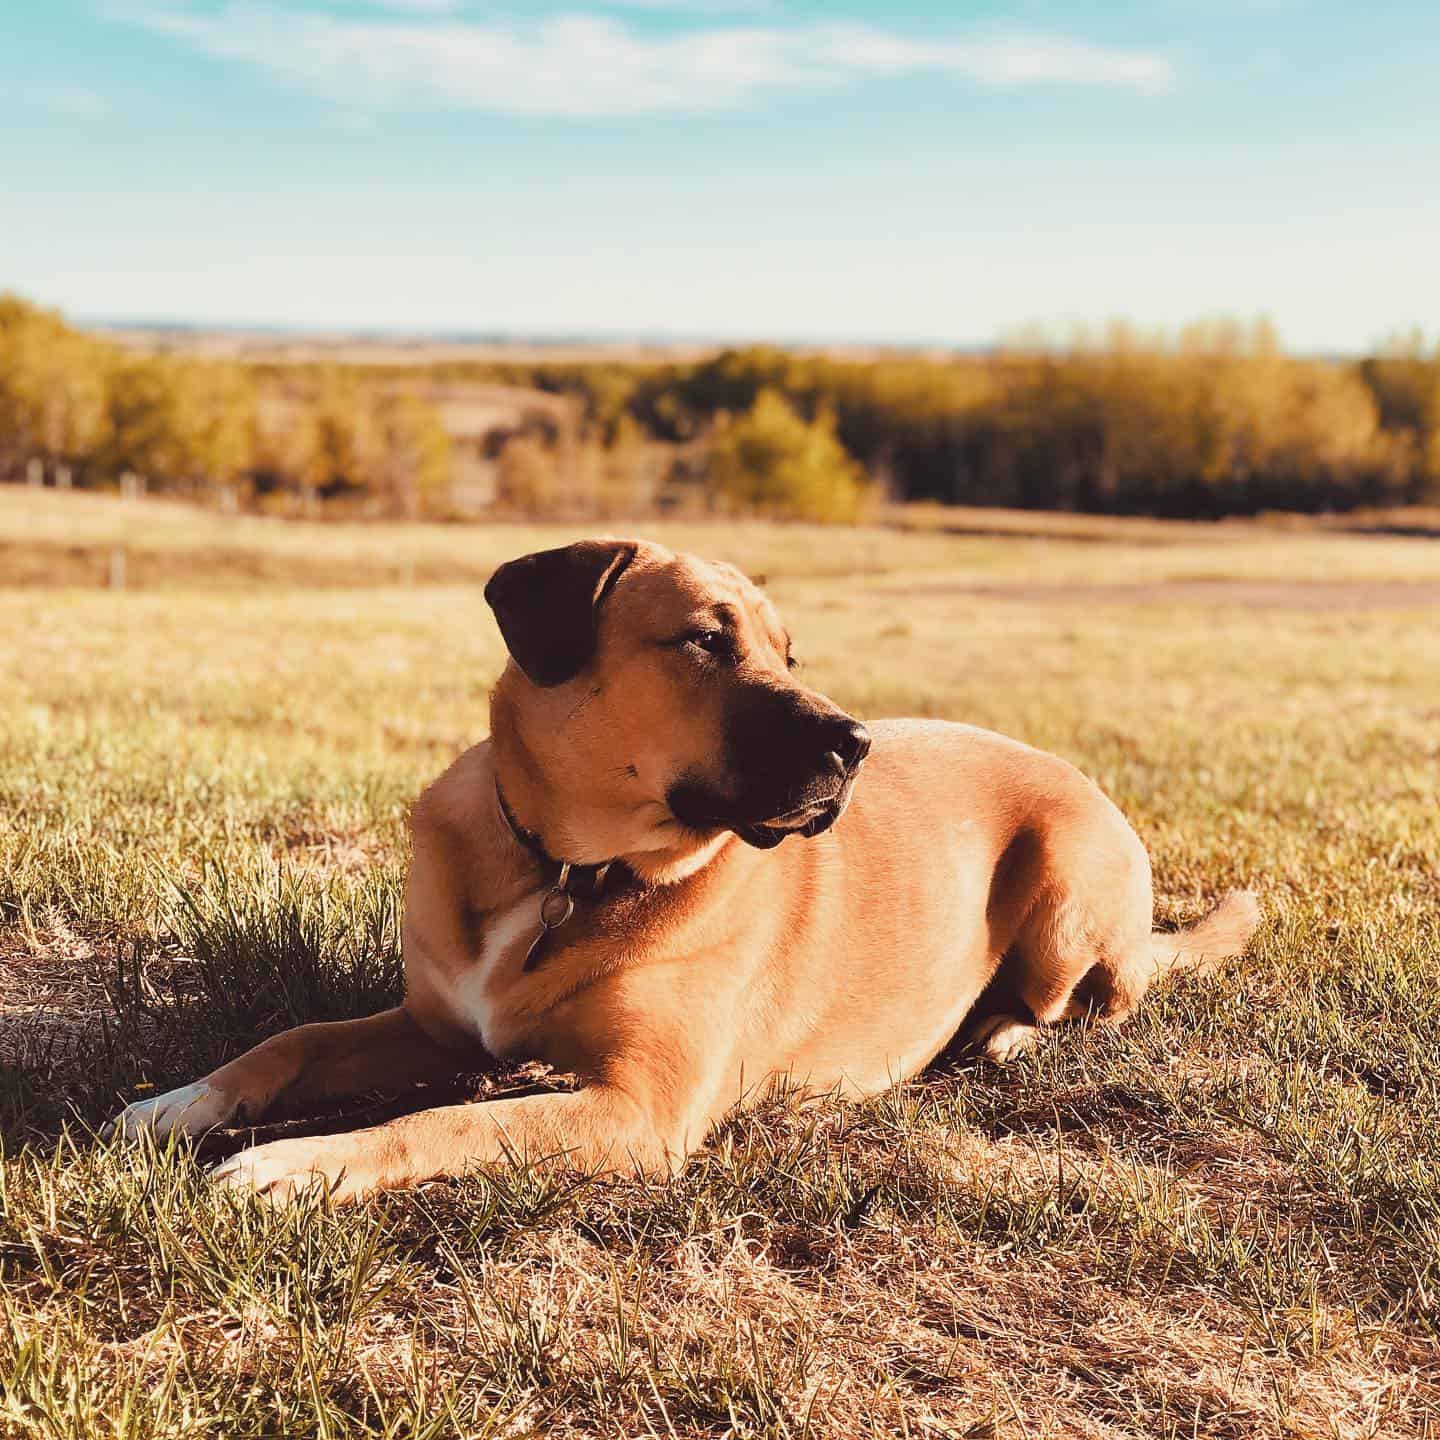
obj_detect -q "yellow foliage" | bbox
[2,293,1437,516]
[709,390,869,523]
[497,435,560,512]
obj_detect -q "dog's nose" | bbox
[821,718,871,773]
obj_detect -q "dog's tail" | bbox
[1148,889,1261,981]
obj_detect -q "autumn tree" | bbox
[708,390,869,523]
[0,295,109,481]
[371,391,451,517]
[496,434,561,513]
[174,362,257,495]
[292,371,375,505]
[101,357,190,485]
[1361,334,1440,501]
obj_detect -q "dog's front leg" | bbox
[211,1084,675,1202]
[107,1006,471,1142]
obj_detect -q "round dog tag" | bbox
[540,889,576,928]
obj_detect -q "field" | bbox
[1,487,1438,1438]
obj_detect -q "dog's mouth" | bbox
[735,792,850,849]
[669,771,861,851]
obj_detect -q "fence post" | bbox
[26,458,43,487]
[109,547,127,591]
[56,464,72,490]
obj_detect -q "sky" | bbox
[2,1,1438,352]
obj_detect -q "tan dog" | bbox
[111,539,1259,1199]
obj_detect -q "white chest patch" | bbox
[442,892,543,1051]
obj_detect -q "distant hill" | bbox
[90,320,980,368]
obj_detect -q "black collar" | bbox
[495,780,626,971]
[494,780,617,892]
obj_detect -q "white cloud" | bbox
[35,85,112,116]
[124,6,1177,117]
[598,0,780,12]
[814,24,1175,93]
[334,0,466,12]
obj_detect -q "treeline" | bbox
[0,295,451,515]
[5,294,1439,521]
[412,320,1440,517]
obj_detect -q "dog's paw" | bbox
[970,1014,1038,1066]
[211,1136,368,1204]
[105,1081,235,1142]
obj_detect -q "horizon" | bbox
[6,2,1440,353]
[81,313,1387,364]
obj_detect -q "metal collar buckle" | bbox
[496,780,617,973]
[522,860,612,972]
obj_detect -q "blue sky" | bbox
[3,1,1437,351]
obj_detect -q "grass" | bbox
[8,486,1440,590]
[1,488,1438,1437]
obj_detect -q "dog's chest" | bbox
[439,892,544,1053]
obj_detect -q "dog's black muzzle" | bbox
[667,685,871,849]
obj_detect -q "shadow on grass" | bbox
[1,863,411,1147]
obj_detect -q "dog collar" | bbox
[495,780,621,971]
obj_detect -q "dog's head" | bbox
[485,539,869,877]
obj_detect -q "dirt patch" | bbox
[0,920,122,1068]
[880,578,1440,610]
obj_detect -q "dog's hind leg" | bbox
[970,1010,1042,1064]
[972,869,1258,1067]
[969,823,1156,1064]
[106,1006,473,1142]
[968,895,1111,1063]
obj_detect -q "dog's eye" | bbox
[683,629,731,657]
[786,654,801,672]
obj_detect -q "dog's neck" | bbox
[494,776,607,883]
[487,712,598,862]
[488,685,733,886]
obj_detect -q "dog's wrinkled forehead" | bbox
[611,551,789,658]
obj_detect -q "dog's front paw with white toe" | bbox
[211,1136,369,1204]
[105,1080,236,1142]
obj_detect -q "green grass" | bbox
[1,491,1438,1437]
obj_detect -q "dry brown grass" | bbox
[2,491,1438,1438]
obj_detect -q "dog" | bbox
[110,538,1259,1199]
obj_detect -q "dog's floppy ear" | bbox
[484,540,638,687]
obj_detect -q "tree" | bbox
[1360,335,1440,501]
[708,390,870,522]
[174,362,257,495]
[0,295,109,481]
[294,371,375,504]
[497,434,560,513]
[101,356,189,484]
[372,391,451,517]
